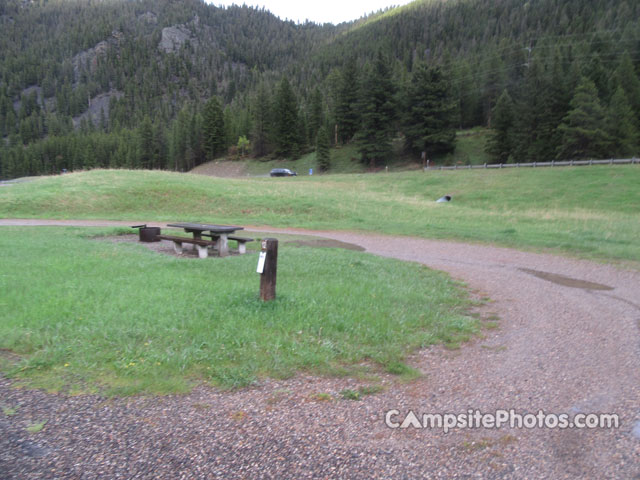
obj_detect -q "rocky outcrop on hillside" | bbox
[72,90,123,129]
[158,24,196,53]
[72,31,124,84]
[13,85,42,112]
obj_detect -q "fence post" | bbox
[258,238,278,302]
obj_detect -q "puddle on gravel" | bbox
[287,239,365,252]
[519,268,614,291]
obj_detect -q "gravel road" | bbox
[1,220,639,479]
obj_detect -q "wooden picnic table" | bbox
[167,222,244,257]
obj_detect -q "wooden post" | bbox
[259,238,278,302]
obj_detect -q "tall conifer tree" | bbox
[486,89,515,163]
[403,63,457,158]
[556,78,610,160]
[606,87,638,157]
[203,96,225,160]
[274,77,299,158]
[356,51,396,168]
[335,58,360,144]
[316,124,331,172]
[308,87,324,145]
[610,52,640,131]
[252,84,272,158]
[137,115,154,169]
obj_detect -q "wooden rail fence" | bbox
[424,157,639,171]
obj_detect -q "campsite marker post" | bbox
[258,238,278,301]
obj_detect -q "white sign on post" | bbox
[256,251,267,273]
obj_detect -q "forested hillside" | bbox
[1,0,639,179]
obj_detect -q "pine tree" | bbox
[152,122,167,169]
[169,106,190,171]
[223,107,235,151]
[252,83,272,158]
[203,96,225,160]
[452,58,481,128]
[514,55,572,162]
[609,52,640,131]
[316,125,331,172]
[606,87,638,157]
[482,50,507,126]
[137,115,154,169]
[188,111,203,169]
[274,77,299,158]
[556,78,610,160]
[485,89,515,163]
[335,58,360,144]
[403,63,457,158]
[308,87,324,145]
[356,51,396,168]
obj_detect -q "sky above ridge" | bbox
[208,1,415,25]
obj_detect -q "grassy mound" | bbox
[1,165,638,262]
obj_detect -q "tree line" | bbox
[1,51,459,178]
[1,0,639,179]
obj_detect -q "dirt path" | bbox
[1,220,639,479]
[190,160,249,177]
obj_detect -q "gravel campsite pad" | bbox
[1,220,639,479]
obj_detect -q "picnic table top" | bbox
[167,222,244,233]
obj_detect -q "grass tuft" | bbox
[26,420,47,433]
[2,404,19,416]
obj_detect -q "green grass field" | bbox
[1,164,637,394]
[0,227,477,394]
[1,165,638,263]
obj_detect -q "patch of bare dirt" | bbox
[287,238,365,251]
[98,233,246,258]
[189,160,248,177]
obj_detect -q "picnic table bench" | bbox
[156,234,218,258]
[164,223,254,257]
[228,235,254,254]
[200,233,254,254]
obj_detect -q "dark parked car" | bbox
[270,168,297,177]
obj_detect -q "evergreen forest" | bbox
[1,0,639,179]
